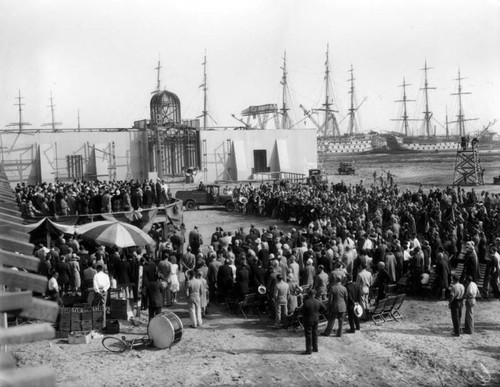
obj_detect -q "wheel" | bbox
[185,200,197,211]
[102,336,129,353]
[225,201,235,212]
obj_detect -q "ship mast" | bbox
[7,90,31,133]
[420,61,435,137]
[347,65,358,136]
[201,51,208,131]
[451,69,477,137]
[392,78,415,137]
[42,91,62,132]
[445,107,449,139]
[280,51,290,129]
[315,44,339,138]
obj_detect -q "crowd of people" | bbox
[15,178,171,219]
[22,176,500,348]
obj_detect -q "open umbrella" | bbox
[76,220,155,248]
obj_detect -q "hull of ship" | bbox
[385,134,500,154]
[317,134,387,155]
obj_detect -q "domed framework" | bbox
[150,90,181,126]
[149,90,200,178]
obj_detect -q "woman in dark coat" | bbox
[235,263,250,299]
[116,255,131,298]
[435,252,451,300]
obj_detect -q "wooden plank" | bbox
[0,351,16,369]
[0,221,27,233]
[0,211,24,224]
[0,365,56,387]
[20,298,59,323]
[0,205,21,217]
[0,249,40,272]
[0,323,55,345]
[0,291,33,313]
[0,268,47,293]
[0,236,33,256]
[0,200,19,210]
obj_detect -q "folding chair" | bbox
[421,272,437,298]
[370,298,387,325]
[286,308,304,332]
[318,300,329,326]
[386,283,397,296]
[238,293,258,319]
[368,287,379,307]
[396,275,409,294]
[390,293,406,321]
[381,296,398,322]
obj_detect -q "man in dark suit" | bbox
[345,273,361,333]
[188,225,203,255]
[300,288,327,355]
[147,273,164,321]
[322,276,348,337]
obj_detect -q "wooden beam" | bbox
[0,365,56,387]
[0,201,20,211]
[0,221,27,233]
[0,236,33,256]
[0,268,47,293]
[0,205,21,217]
[0,211,24,224]
[0,323,55,345]
[20,298,59,323]
[0,291,33,313]
[0,249,40,272]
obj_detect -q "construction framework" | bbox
[452,142,484,186]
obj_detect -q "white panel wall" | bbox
[39,144,56,182]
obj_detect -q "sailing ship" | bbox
[386,65,499,154]
[302,47,386,156]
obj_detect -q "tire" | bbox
[185,201,197,211]
[225,201,235,212]
[102,336,129,353]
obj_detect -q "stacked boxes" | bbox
[92,306,104,330]
[109,299,130,320]
[57,306,105,336]
[58,307,71,338]
[81,307,92,331]
[71,308,82,331]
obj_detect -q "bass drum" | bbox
[147,311,183,349]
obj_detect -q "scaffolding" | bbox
[452,142,484,186]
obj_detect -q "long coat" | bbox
[327,283,348,314]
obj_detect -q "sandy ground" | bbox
[9,210,500,387]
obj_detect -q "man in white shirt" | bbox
[93,264,111,327]
[464,275,479,334]
[47,272,61,305]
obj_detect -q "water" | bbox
[319,152,500,193]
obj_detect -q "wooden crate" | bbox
[67,331,91,345]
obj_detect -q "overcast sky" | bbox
[1,0,499,136]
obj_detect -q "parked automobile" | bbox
[174,184,234,211]
[306,169,328,185]
[338,162,355,175]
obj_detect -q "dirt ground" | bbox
[9,209,500,387]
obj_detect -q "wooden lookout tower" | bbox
[452,138,484,186]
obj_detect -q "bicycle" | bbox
[102,335,154,353]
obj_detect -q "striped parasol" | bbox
[76,220,155,248]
